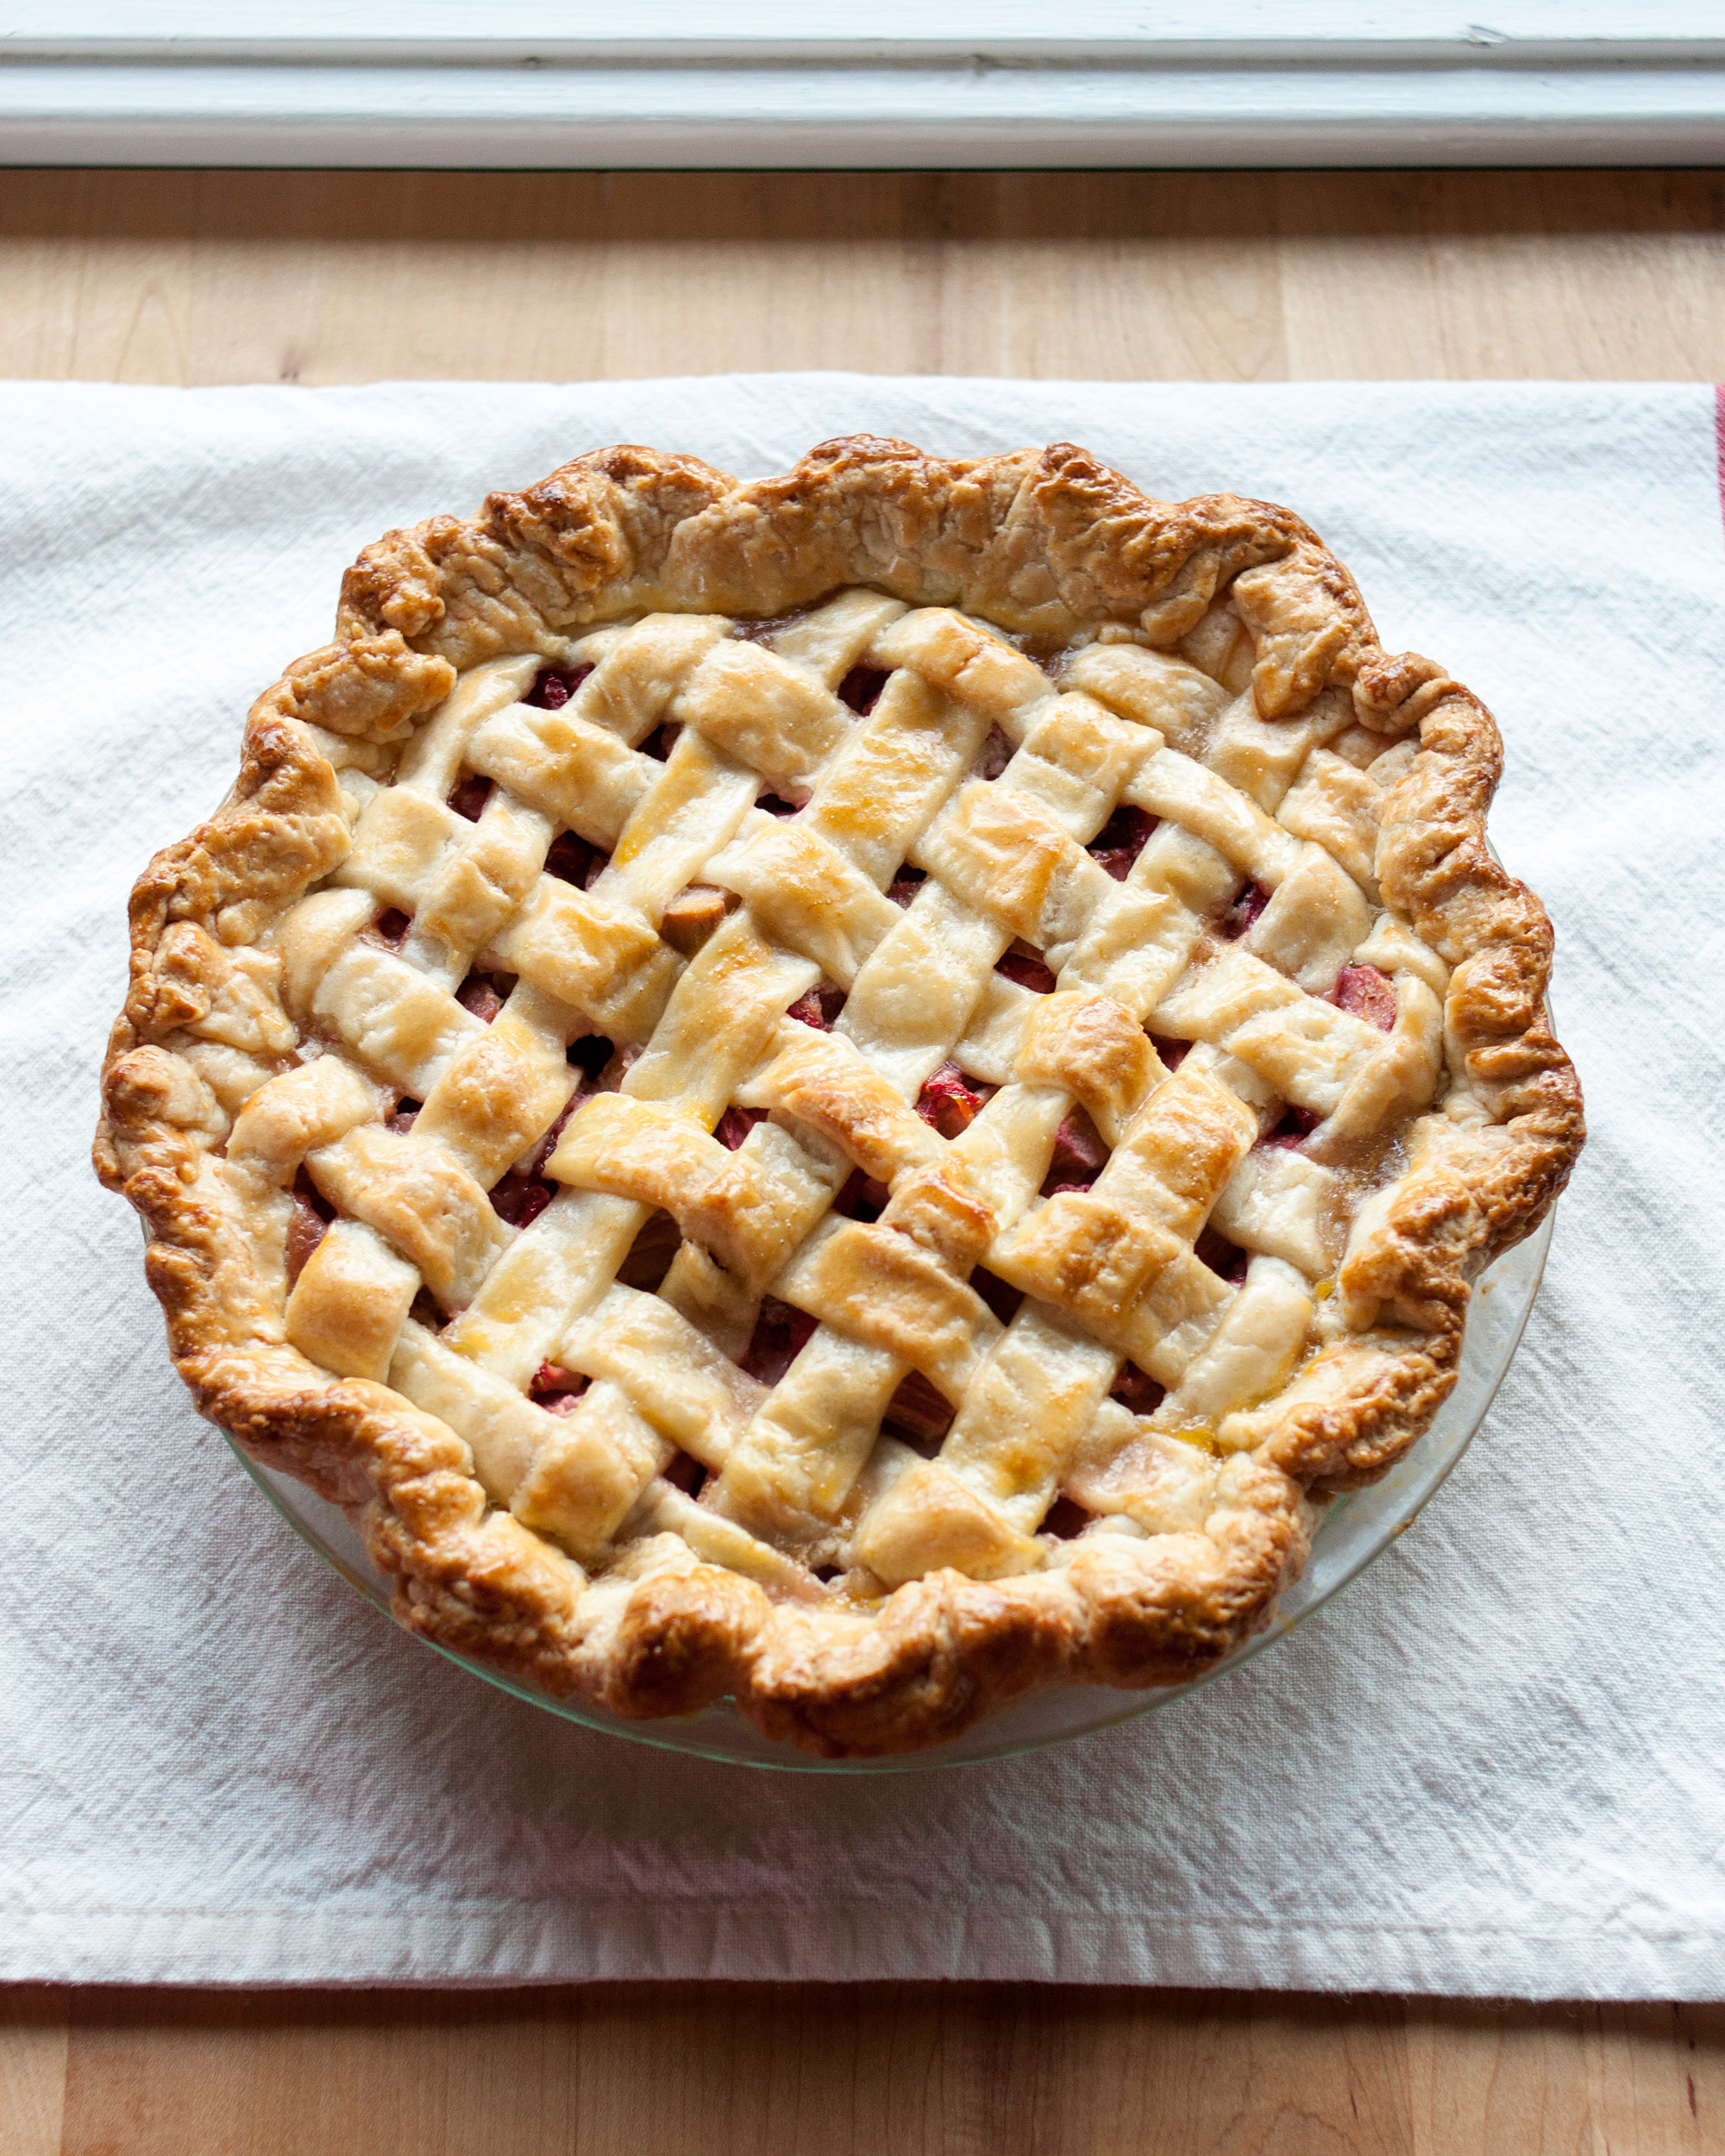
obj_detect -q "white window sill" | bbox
[3,6,1722,168]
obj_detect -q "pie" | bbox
[95,436,1584,1758]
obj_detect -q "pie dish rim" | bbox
[221,1203,1552,1772]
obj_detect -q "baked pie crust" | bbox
[95,436,1584,1758]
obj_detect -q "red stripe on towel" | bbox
[1716,385,1725,531]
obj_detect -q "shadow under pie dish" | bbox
[95,436,1584,1761]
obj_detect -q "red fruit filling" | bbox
[995,947,1057,993]
[1086,805,1158,881]
[974,725,1014,780]
[1147,1031,1190,1070]
[1195,1225,1250,1283]
[545,830,607,888]
[407,1287,443,1331]
[374,908,411,950]
[972,1266,1025,1327]
[1110,1361,1166,1416]
[740,1297,818,1386]
[284,1168,332,1287]
[1219,881,1271,939]
[1040,1106,1109,1196]
[618,1211,681,1294]
[518,1095,582,1183]
[837,664,890,715]
[529,1363,590,1415]
[734,611,803,645]
[292,1163,335,1219]
[756,790,802,818]
[1040,1495,1093,1541]
[640,721,682,761]
[882,1369,956,1451]
[833,1166,889,1221]
[886,865,926,907]
[716,1105,768,1151]
[565,1033,615,1079]
[786,981,846,1030]
[455,969,517,1025]
[491,1168,555,1229]
[660,883,734,958]
[1265,1104,1321,1150]
[915,1062,997,1139]
[1333,962,1397,1032]
[592,1041,642,1091]
[664,1451,709,1496]
[447,774,493,822]
[526,663,594,711]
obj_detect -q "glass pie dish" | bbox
[224,1206,1552,1775]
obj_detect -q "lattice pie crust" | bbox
[96,438,1583,1757]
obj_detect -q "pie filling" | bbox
[192,581,1477,1607]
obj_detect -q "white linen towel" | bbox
[3,375,1721,1995]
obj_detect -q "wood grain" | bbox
[0,168,1722,388]
[0,1985,1717,2156]
[6,162,1722,2154]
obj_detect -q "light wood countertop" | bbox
[4,168,1722,388]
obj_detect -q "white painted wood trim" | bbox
[3,9,1722,168]
[11,3,1724,41]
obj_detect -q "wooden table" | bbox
[4,166,1722,2156]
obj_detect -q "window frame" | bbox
[3,4,1722,167]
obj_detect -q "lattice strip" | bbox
[711,1333,906,1539]
[856,1305,1121,1584]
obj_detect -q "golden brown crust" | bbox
[97,436,1583,1758]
